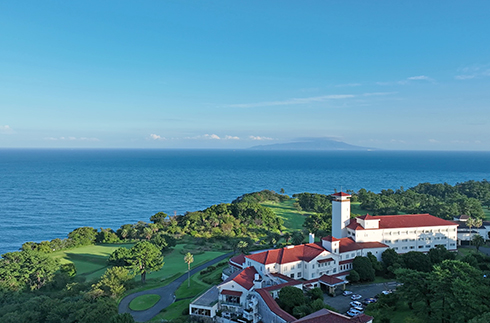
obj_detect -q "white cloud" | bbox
[407,75,430,81]
[249,136,273,141]
[226,94,355,108]
[224,135,240,140]
[0,125,14,134]
[428,139,439,143]
[203,134,220,140]
[149,134,166,140]
[455,64,490,80]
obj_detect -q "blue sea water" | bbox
[1,149,489,255]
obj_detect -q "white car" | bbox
[352,306,364,312]
[382,290,392,295]
[350,301,363,308]
[351,294,362,300]
[347,309,363,317]
[343,290,353,296]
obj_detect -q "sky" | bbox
[0,1,489,150]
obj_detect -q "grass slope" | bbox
[129,294,161,311]
[262,199,308,231]
[49,243,134,281]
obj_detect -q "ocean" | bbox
[1,149,489,255]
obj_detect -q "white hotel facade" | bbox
[189,192,458,323]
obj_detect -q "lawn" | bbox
[49,242,228,284]
[49,243,134,281]
[351,202,369,215]
[484,207,490,221]
[148,264,224,322]
[262,199,309,232]
[129,294,161,311]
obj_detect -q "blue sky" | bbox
[1,1,489,150]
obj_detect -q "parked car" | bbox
[350,301,363,308]
[363,298,377,305]
[351,294,362,300]
[352,306,364,312]
[343,290,353,296]
[347,309,363,317]
[382,290,392,295]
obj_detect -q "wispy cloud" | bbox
[455,64,490,80]
[0,125,14,134]
[377,75,434,85]
[428,139,439,143]
[362,92,397,97]
[226,94,355,108]
[249,136,273,141]
[44,136,100,141]
[224,135,240,140]
[149,134,166,140]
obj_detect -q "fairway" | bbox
[129,294,161,311]
[49,243,134,281]
[50,242,228,283]
[262,199,308,231]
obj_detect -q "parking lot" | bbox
[323,281,398,315]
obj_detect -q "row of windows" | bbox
[385,228,456,235]
[385,236,452,244]
[393,243,456,251]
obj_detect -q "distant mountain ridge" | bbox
[249,138,373,151]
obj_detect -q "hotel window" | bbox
[418,246,423,249]
[410,246,415,249]
[297,272,302,278]
[351,253,355,258]
[425,245,431,248]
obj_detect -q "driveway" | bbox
[323,281,398,314]
[119,251,234,322]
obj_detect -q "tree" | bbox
[237,241,248,254]
[467,217,476,239]
[291,231,305,245]
[427,245,455,265]
[68,227,98,246]
[108,247,131,267]
[352,256,375,281]
[128,241,163,283]
[347,269,360,282]
[303,213,332,236]
[184,252,194,288]
[402,252,432,272]
[93,266,134,298]
[277,286,305,314]
[150,212,168,225]
[472,234,485,251]
[0,250,59,291]
[110,313,136,323]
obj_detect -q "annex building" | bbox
[189,192,458,323]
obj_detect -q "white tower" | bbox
[331,192,351,239]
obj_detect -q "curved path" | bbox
[119,251,234,322]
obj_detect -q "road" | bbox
[118,251,234,322]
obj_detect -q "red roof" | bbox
[347,213,458,230]
[256,289,297,322]
[339,259,353,265]
[318,274,346,286]
[227,267,257,290]
[338,237,389,253]
[245,243,325,265]
[318,257,334,263]
[332,192,351,197]
[230,254,246,268]
[221,289,242,296]
[322,236,340,242]
[294,308,373,323]
[270,272,296,282]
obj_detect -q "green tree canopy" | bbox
[128,241,164,283]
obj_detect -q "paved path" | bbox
[119,251,234,322]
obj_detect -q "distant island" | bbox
[249,137,374,151]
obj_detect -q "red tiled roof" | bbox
[347,213,459,230]
[262,280,302,292]
[332,192,351,197]
[339,259,353,265]
[231,267,258,290]
[294,308,373,323]
[318,274,346,286]
[318,257,334,263]
[256,289,297,322]
[322,236,340,242]
[245,243,325,265]
[271,272,296,282]
[230,254,246,267]
[339,237,388,253]
[221,289,242,296]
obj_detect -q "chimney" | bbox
[309,233,315,244]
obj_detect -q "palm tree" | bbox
[184,252,194,287]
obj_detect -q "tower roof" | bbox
[331,192,351,197]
